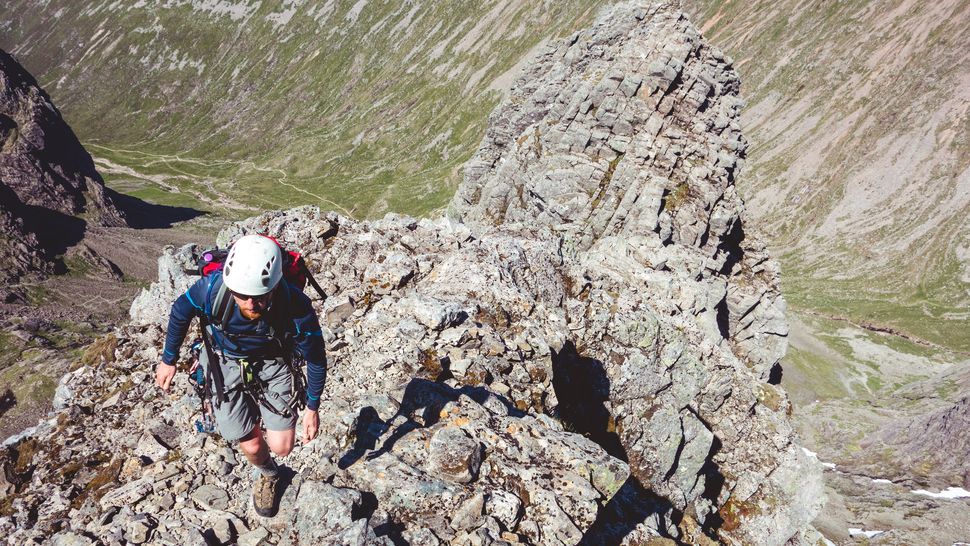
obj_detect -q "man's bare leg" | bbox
[238,426,272,467]
[265,428,295,457]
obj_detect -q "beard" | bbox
[240,308,264,320]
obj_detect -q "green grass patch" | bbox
[782,345,849,400]
[783,272,970,355]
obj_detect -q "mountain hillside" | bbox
[1,0,611,218]
[682,0,970,350]
[0,49,126,284]
[0,4,824,544]
[680,2,970,543]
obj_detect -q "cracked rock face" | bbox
[0,49,126,284]
[0,49,124,226]
[1,3,822,545]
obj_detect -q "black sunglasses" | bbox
[230,291,273,303]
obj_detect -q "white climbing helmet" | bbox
[222,234,283,296]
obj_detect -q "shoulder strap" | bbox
[267,281,293,341]
[211,275,235,333]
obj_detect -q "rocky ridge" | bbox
[0,49,125,284]
[1,3,822,545]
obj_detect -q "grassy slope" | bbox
[2,0,608,219]
[682,0,970,357]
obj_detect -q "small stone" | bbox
[294,481,365,542]
[52,381,73,411]
[325,295,356,328]
[190,484,229,511]
[408,294,465,331]
[486,490,523,530]
[119,456,147,481]
[125,515,156,544]
[51,532,95,546]
[491,382,511,396]
[619,74,643,97]
[450,491,485,531]
[157,493,175,510]
[238,527,270,546]
[133,433,171,464]
[99,478,153,509]
[363,252,415,294]
[101,391,122,408]
[211,515,235,544]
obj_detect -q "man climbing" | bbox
[155,234,327,517]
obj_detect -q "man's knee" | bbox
[237,427,264,456]
[266,430,295,457]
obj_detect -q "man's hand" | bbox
[302,409,319,443]
[156,362,176,392]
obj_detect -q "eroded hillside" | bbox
[684,0,970,349]
[682,2,970,543]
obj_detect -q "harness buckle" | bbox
[239,359,255,386]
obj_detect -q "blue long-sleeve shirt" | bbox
[162,272,326,411]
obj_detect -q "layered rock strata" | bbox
[0,3,822,545]
[0,181,49,284]
[0,49,126,282]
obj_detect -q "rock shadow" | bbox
[106,188,205,229]
[19,203,87,266]
[550,341,625,459]
[579,476,679,545]
[0,388,15,420]
[338,378,524,469]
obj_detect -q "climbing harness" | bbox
[188,339,216,433]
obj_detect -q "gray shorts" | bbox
[200,351,298,442]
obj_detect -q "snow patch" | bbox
[911,487,970,499]
[872,478,893,484]
[849,528,884,539]
[801,446,837,469]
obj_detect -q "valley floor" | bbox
[0,219,216,440]
[784,312,970,545]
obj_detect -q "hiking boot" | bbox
[253,473,279,517]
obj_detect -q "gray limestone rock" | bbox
[406,294,466,332]
[428,426,482,484]
[50,532,95,546]
[293,481,369,544]
[124,514,156,544]
[190,484,229,511]
[238,527,270,546]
